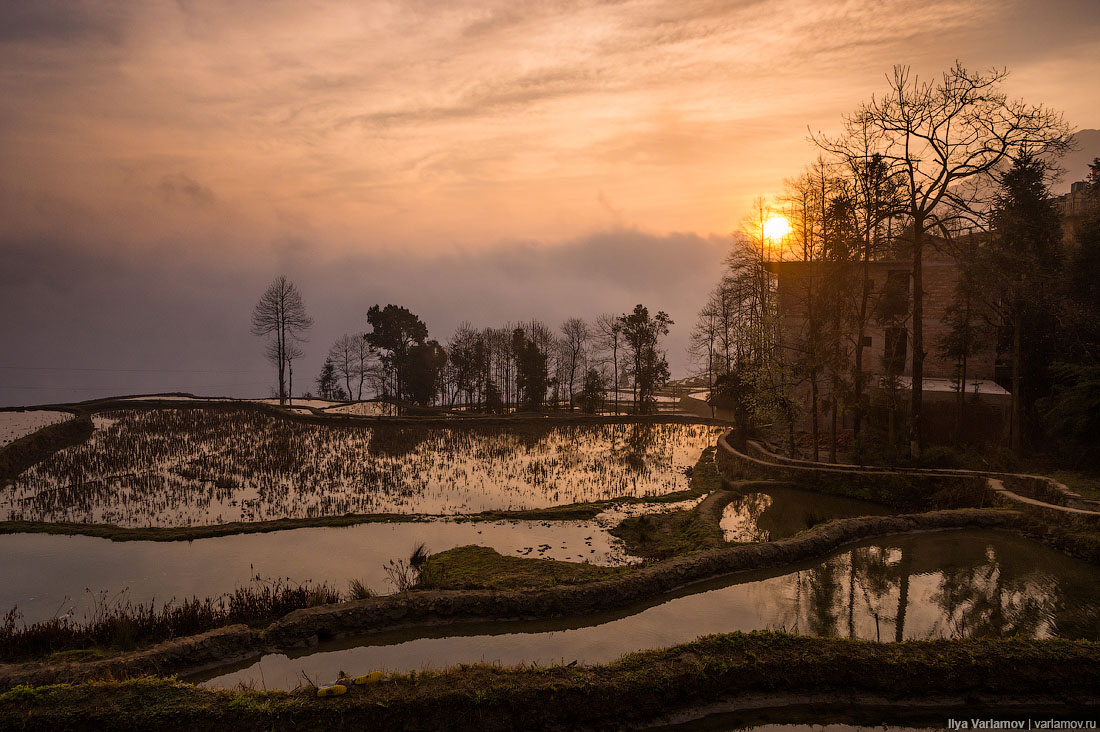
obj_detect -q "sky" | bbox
[2,0,1100,405]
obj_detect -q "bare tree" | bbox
[816,63,1070,457]
[328,334,357,401]
[560,317,589,411]
[688,301,719,391]
[251,275,313,405]
[594,313,623,414]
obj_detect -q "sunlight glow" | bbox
[762,213,791,243]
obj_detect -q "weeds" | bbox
[347,579,374,600]
[0,578,343,662]
[384,543,433,592]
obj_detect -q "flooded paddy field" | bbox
[721,487,891,542]
[0,410,74,447]
[0,409,723,526]
[0,518,640,626]
[196,529,1100,689]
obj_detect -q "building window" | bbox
[879,270,910,319]
[884,327,907,374]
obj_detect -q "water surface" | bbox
[196,529,1100,690]
[0,518,638,625]
[2,410,721,525]
[721,488,890,542]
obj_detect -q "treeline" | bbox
[692,63,1100,465]
[251,285,675,415]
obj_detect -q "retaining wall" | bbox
[716,433,988,512]
[744,436,1100,512]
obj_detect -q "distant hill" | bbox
[1054,128,1100,193]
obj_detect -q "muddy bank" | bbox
[2,633,1098,732]
[0,415,91,483]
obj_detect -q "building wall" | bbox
[770,243,1004,443]
[772,246,998,385]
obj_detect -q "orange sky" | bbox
[2,0,1099,401]
[3,0,1098,258]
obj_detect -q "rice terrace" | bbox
[4,2,1100,729]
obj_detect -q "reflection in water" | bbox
[1,410,723,526]
[0,518,640,626]
[197,530,1100,690]
[720,488,890,543]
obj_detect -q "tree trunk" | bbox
[853,272,869,453]
[810,375,820,462]
[277,327,286,405]
[1011,315,1022,453]
[956,353,967,444]
[895,550,910,642]
[910,219,924,459]
[830,393,838,463]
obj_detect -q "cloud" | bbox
[157,173,216,207]
[0,228,728,405]
[0,1,129,44]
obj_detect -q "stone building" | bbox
[766,237,1010,447]
[1056,179,1098,247]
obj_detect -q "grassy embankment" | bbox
[3,632,1098,732]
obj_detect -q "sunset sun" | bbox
[762,212,791,243]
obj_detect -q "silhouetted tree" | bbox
[577,367,605,414]
[559,317,589,411]
[365,304,429,405]
[328,333,367,401]
[594,313,624,414]
[402,340,447,406]
[316,358,346,400]
[981,152,1064,452]
[619,304,672,414]
[511,328,549,411]
[936,231,990,442]
[816,63,1070,457]
[446,322,486,407]
[251,275,312,405]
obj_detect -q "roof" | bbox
[892,376,1010,396]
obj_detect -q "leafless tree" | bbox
[322,332,375,401]
[593,313,623,414]
[560,317,589,411]
[815,63,1071,457]
[251,275,313,405]
[328,334,358,401]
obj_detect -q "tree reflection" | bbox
[786,536,1082,641]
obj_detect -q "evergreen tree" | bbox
[577,368,605,414]
[315,358,346,401]
[365,304,429,404]
[982,151,1064,452]
[511,328,548,411]
[618,305,672,414]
